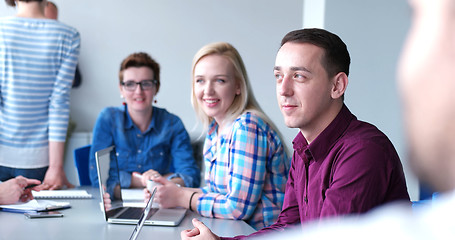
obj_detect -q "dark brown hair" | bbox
[281,28,351,77]
[118,52,161,92]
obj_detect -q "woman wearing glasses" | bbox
[89,52,200,198]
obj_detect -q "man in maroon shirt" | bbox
[180,28,410,240]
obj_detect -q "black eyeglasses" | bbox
[121,80,158,91]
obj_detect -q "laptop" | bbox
[95,145,186,226]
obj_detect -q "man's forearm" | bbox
[49,141,65,169]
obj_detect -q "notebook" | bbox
[0,199,71,213]
[32,190,92,199]
[95,145,186,226]
[129,188,156,240]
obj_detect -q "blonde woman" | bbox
[151,42,289,229]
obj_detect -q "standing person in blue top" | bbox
[148,42,289,230]
[0,0,80,190]
[89,52,200,198]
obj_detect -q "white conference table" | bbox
[0,187,255,240]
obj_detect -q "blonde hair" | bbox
[191,42,283,139]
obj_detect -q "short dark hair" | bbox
[281,28,350,77]
[119,52,161,92]
[5,0,43,7]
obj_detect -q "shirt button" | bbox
[304,196,308,203]
[138,165,142,169]
[137,134,142,138]
[138,149,142,153]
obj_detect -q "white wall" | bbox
[0,0,418,199]
[323,0,417,200]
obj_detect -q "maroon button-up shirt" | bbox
[223,105,409,240]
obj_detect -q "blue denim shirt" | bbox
[89,105,200,189]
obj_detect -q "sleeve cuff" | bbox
[120,171,132,188]
[197,192,217,217]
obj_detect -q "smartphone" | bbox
[24,211,64,219]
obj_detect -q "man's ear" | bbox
[331,72,348,99]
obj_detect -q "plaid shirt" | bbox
[198,112,289,229]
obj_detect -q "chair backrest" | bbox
[73,144,92,186]
[419,182,435,200]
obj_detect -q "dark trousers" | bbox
[0,166,48,182]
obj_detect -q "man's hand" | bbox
[0,176,41,204]
[42,141,74,190]
[181,218,221,240]
[39,166,74,190]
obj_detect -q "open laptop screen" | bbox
[95,146,124,215]
[95,145,186,226]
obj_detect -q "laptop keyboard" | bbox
[117,207,158,219]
